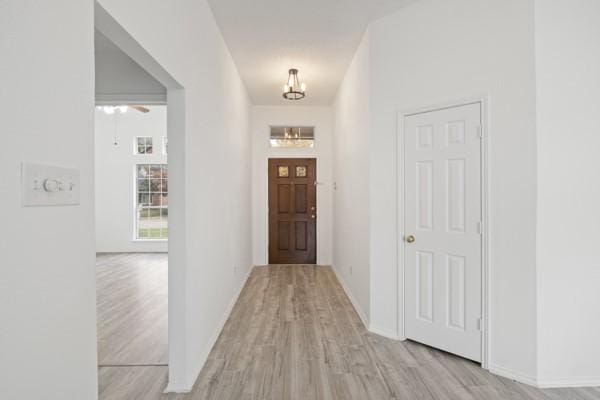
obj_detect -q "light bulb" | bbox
[283,84,290,93]
[300,83,306,92]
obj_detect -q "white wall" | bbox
[95,31,166,104]
[332,0,540,381]
[95,106,168,253]
[0,1,98,399]
[535,0,600,386]
[332,32,372,326]
[371,0,538,380]
[251,106,333,266]
[95,0,253,390]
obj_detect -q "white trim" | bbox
[369,325,401,340]
[95,2,188,389]
[396,111,407,341]
[332,265,403,341]
[164,265,254,393]
[489,364,538,387]
[480,97,492,370]
[95,93,167,105]
[536,377,600,389]
[396,95,491,368]
[331,265,369,329]
[132,164,137,241]
[490,364,600,389]
[162,382,192,394]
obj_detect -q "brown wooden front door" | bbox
[268,158,317,264]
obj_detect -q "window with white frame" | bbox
[135,136,154,154]
[136,164,168,239]
[269,126,314,148]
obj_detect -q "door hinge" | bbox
[477,125,483,138]
[477,221,483,235]
[477,317,482,331]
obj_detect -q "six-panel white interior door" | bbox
[404,102,483,362]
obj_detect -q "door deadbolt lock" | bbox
[405,235,416,243]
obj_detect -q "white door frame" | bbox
[397,96,490,369]
[95,2,188,391]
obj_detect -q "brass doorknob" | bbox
[406,235,415,243]
[311,215,316,219]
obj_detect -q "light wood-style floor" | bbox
[98,259,600,400]
[97,253,169,400]
[97,253,168,366]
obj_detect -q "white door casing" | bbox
[404,102,482,362]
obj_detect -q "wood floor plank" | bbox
[96,253,168,366]
[98,366,168,400]
[97,260,600,400]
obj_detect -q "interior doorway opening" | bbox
[93,2,186,391]
[94,29,170,393]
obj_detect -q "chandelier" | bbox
[282,69,306,100]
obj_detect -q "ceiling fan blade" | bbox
[129,105,150,113]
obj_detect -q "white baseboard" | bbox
[331,265,369,329]
[536,377,600,388]
[163,383,192,394]
[490,364,600,389]
[331,265,406,341]
[164,265,254,394]
[489,364,538,387]
[369,324,402,340]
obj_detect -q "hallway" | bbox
[98,262,600,400]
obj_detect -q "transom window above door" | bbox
[269,126,314,148]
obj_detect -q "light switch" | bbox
[22,163,80,206]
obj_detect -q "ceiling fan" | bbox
[129,105,150,113]
[97,105,150,114]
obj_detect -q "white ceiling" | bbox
[207,0,415,106]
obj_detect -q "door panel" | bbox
[404,103,482,362]
[269,158,316,264]
[278,185,291,213]
[295,221,307,250]
[417,251,434,322]
[295,184,307,213]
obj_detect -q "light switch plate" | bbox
[22,163,80,206]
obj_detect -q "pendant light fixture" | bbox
[282,68,306,100]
